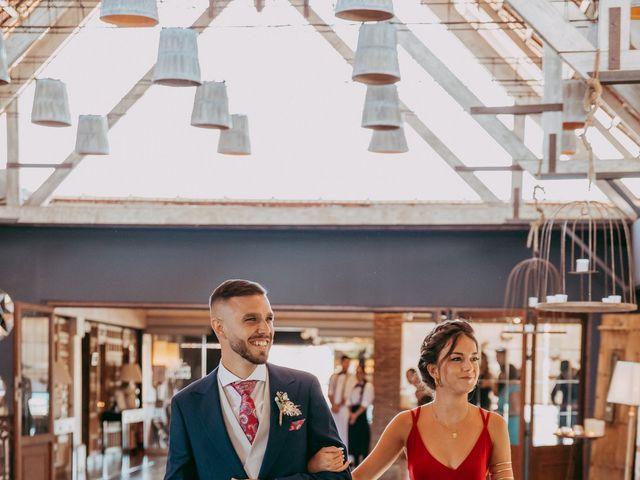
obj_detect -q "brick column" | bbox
[372,313,406,480]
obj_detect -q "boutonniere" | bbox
[274,391,302,426]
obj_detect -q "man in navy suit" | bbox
[165,279,351,480]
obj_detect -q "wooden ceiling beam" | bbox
[458,0,640,153]
[395,23,539,164]
[0,202,548,226]
[506,0,640,144]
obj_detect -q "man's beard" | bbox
[229,336,270,365]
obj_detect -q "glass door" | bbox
[527,317,584,480]
[14,303,54,480]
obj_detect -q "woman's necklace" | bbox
[432,405,469,439]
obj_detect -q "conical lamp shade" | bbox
[368,127,408,153]
[352,22,400,85]
[191,81,232,129]
[218,114,251,155]
[562,79,587,130]
[335,0,394,21]
[561,130,577,156]
[53,361,73,386]
[153,28,201,87]
[121,363,143,383]
[100,0,159,27]
[632,0,640,20]
[75,115,109,155]
[362,84,402,130]
[31,78,72,127]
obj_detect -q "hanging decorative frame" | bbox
[504,257,561,313]
[534,201,636,313]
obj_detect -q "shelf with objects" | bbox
[82,321,143,474]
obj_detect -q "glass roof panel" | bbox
[5,0,633,206]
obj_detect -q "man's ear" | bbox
[211,317,225,339]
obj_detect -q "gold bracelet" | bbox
[491,468,513,474]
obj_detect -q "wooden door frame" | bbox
[527,313,587,480]
[14,302,55,480]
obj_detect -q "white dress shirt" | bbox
[217,362,270,479]
[348,381,374,408]
[328,372,356,445]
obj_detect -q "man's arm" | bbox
[274,376,351,480]
[164,397,198,480]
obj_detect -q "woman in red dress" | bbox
[351,320,514,480]
[352,320,514,480]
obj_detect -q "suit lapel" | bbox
[258,364,297,479]
[192,368,246,477]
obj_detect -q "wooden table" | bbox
[553,430,605,480]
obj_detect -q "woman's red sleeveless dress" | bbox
[406,407,493,480]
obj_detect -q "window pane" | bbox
[532,323,582,447]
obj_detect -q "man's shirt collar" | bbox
[218,362,267,387]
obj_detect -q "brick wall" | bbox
[372,313,406,480]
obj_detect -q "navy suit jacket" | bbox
[164,363,352,480]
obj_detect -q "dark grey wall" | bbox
[0,226,538,307]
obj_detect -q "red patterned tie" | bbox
[231,380,260,444]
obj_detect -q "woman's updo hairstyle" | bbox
[418,319,478,389]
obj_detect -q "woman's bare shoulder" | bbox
[485,411,508,436]
[385,408,418,436]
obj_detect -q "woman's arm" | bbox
[488,413,514,480]
[351,411,412,480]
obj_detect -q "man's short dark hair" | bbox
[341,355,350,361]
[209,279,267,310]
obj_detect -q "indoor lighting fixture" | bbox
[607,361,640,480]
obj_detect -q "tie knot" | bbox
[231,380,258,397]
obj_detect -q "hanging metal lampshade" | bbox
[562,79,587,130]
[632,0,640,20]
[362,84,402,130]
[153,28,201,87]
[368,127,408,153]
[75,115,109,155]
[100,0,159,27]
[535,201,636,313]
[0,34,9,85]
[218,114,251,155]
[352,22,400,85]
[504,257,561,313]
[335,0,394,21]
[31,79,72,127]
[561,130,577,156]
[191,81,232,129]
